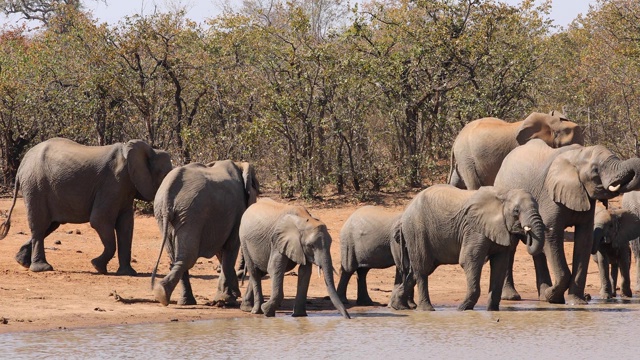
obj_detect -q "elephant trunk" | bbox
[522,210,545,256]
[603,157,640,193]
[321,256,351,319]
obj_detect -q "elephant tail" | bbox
[151,213,171,290]
[447,147,456,185]
[0,178,19,240]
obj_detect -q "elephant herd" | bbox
[3,111,640,318]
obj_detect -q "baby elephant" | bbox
[592,204,640,299]
[389,185,545,311]
[337,206,407,306]
[240,198,350,318]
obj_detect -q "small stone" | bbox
[67,230,73,234]
[131,259,137,263]
[17,231,26,235]
[0,317,8,325]
[54,240,62,245]
[170,318,178,322]
[75,229,81,235]
[76,250,83,253]
[94,307,106,312]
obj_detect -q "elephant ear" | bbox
[273,214,306,265]
[516,113,552,145]
[545,154,590,211]
[238,162,260,207]
[549,110,569,121]
[124,140,156,201]
[615,210,640,243]
[464,188,511,247]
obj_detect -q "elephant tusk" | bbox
[317,265,322,278]
[524,226,531,233]
[608,184,621,192]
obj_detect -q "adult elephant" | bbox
[239,198,350,318]
[621,191,640,291]
[494,140,640,304]
[151,160,259,307]
[388,185,545,311]
[449,111,583,190]
[0,138,172,275]
[336,206,408,306]
[592,204,640,299]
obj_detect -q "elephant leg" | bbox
[415,269,435,311]
[596,252,613,299]
[356,268,373,305]
[388,268,415,310]
[459,255,483,311]
[610,262,619,298]
[292,263,312,317]
[89,216,117,275]
[240,279,254,313]
[236,249,246,278]
[501,244,521,300]
[632,239,640,292]
[15,222,58,269]
[154,256,196,306]
[619,246,632,298]
[178,269,197,305]
[261,252,289,317]
[486,252,509,311]
[541,231,570,304]
[336,266,353,304]
[213,235,241,306]
[566,224,593,305]
[114,209,137,276]
[241,252,264,314]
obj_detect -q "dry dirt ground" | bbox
[0,194,623,333]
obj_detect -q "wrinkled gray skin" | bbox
[591,204,640,299]
[449,111,583,190]
[151,160,259,307]
[336,206,411,306]
[0,138,172,275]
[621,191,640,291]
[494,140,640,305]
[389,185,545,311]
[239,198,350,318]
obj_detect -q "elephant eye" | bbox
[513,207,520,216]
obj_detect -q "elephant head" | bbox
[236,161,260,207]
[545,145,640,211]
[516,112,584,148]
[593,205,640,254]
[124,140,173,201]
[274,212,350,319]
[465,187,545,255]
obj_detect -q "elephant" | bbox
[0,137,172,275]
[151,160,259,307]
[620,191,640,291]
[388,184,545,311]
[591,204,640,299]
[336,206,409,306]
[494,139,640,305]
[448,111,583,190]
[239,198,350,318]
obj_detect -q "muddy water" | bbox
[3,299,640,359]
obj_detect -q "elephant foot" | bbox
[500,286,521,301]
[457,301,476,311]
[213,291,240,308]
[261,301,278,317]
[566,294,588,305]
[240,300,254,312]
[356,297,374,306]
[15,244,32,268]
[408,299,417,310]
[29,261,54,272]
[153,283,170,306]
[416,302,435,311]
[600,291,613,300]
[388,293,411,310]
[622,287,632,298]
[251,304,264,315]
[178,296,197,306]
[291,309,308,317]
[486,302,500,311]
[116,265,138,276]
[91,258,109,275]
[543,286,565,304]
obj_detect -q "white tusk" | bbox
[608,184,621,192]
[317,265,322,278]
[524,226,531,233]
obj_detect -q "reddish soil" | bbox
[0,194,613,333]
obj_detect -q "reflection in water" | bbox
[3,301,640,359]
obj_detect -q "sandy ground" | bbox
[0,194,620,333]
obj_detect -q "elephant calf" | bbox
[593,204,640,299]
[239,198,350,318]
[389,185,545,311]
[337,206,409,306]
[151,160,259,307]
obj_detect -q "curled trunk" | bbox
[523,210,545,256]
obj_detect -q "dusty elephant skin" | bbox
[239,198,350,319]
[621,191,640,292]
[449,111,583,190]
[0,138,173,275]
[494,139,640,305]
[151,160,259,307]
[591,204,640,299]
[336,206,411,306]
[388,185,545,312]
